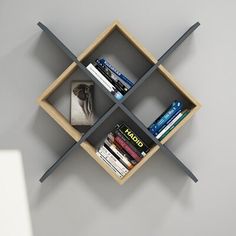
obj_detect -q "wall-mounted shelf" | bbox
[37,20,201,185]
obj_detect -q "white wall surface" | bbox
[0,0,235,235]
[0,151,33,236]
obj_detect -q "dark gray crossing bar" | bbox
[121,22,200,103]
[38,21,199,183]
[39,103,119,182]
[158,22,200,64]
[119,104,198,182]
[38,22,118,105]
[40,141,77,182]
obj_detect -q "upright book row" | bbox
[96,123,151,178]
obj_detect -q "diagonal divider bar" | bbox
[119,104,198,182]
[38,22,118,105]
[39,103,119,182]
[38,21,199,182]
[158,22,200,63]
[121,21,200,104]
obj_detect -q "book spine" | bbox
[104,140,134,170]
[96,151,123,178]
[97,58,134,87]
[99,146,128,174]
[114,135,142,162]
[95,64,127,95]
[148,100,183,134]
[96,60,129,91]
[156,112,183,139]
[114,129,145,157]
[107,133,138,165]
[117,123,150,154]
[158,110,190,141]
[95,61,129,93]
[114,141,138,165]
[155,109,182,135]
[86,63,123,100]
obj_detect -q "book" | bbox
[104,139,134,170]
[116,123,150,155]
[97,58,134,88]
[158,110,190,141]
[86,63,123,100]
[107,133,138,166]
[113,129,144,157]
[114,135,142,162]
[95,64,127,95]
[96,151,123,178]
[95,60,129,92]
[95,60,129,94]
[154,109,182,135]
[70,81,95,126]
[98,145,128,175]
[148,100,183,135]
[156,111,184,139]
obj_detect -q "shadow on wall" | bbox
[32,33,72,79]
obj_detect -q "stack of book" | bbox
[148,100,190,141]
[86,58,134,100]
[96,123,151,178]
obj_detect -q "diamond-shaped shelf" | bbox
[37,20,201,185]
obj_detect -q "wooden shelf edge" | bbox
[119,145,160,184]
[38,62,77,101]
[158,64,202,109]
[38,100,81,142]
[80,141,124,185]
[160,107,199,144]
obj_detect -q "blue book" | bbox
[148,100,183,135]
[154,109,182,136]
[97,58,134,87]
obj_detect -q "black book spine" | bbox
[95,64,127,95]
[117,123,150,154]
[95,61,129,93]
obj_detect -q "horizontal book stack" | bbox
[96,123,151,178]
[86,58,134,100]
[148,100,190,141]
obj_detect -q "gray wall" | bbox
[0,0,235,235]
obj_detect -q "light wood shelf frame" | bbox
[37,20,201,185]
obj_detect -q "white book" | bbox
[86,63,123,100]
[156,112,183,139]
[109,144,133,169]
[99,146,128,175]
[96,151,123,178]
[87,63,114,92]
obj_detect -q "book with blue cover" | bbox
[158,110,190,141]
[97,58,134,88]
[154,108,182,136]
[148,100,183,135]
[95,60,128,95]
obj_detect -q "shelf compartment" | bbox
[38,66,114,141]
[80,141,123,184]
[79,21,156,85]
[83,108,158,184]
[124,65,201,145]
[37,20,156,142]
